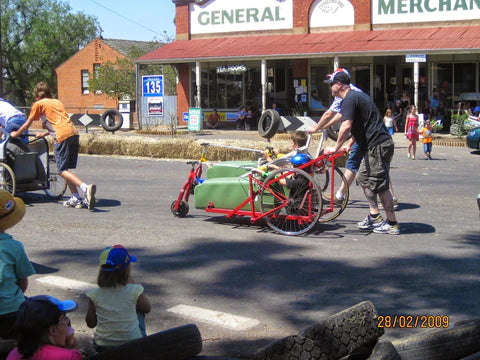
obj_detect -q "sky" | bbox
[67,0,176,42]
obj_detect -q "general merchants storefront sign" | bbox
[190,0,293,35]
[373,0,480,24]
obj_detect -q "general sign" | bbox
[142,75,163,97]
[190,0,293,34]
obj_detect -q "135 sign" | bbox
[142,75,163,97]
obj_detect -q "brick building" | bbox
[137,0,480,129]
[56,38,158,125]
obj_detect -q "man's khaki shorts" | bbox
[356,139,394,193]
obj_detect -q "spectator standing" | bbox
[0,190,35,339]
[405,105,419,159]
[7,295,81,360]
[11,82,97,210]
[383,108,397,135]
[421,119,433,160]
[391,100,403,131]
[236,106,247,130]
[85,245,151,352]
[324,70,399,235]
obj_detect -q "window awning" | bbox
[137,25,480,64]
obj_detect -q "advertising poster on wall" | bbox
[148,97,164,117]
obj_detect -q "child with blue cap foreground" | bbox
[0,190,35,339]
[85,245,151,352]
[7,295,81,360]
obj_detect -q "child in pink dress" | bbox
[404,105,419,159]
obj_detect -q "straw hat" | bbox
[0,190,25,231]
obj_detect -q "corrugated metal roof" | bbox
[102,38,161,58]
[137,25,480,63]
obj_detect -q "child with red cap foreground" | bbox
[7,295,81,360]
[0,190,35,339]
[85,245,151,352]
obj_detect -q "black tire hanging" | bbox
[258,109,280,138]
[101,109,123,132]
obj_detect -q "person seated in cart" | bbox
[0,99,30,168]
[261,131,310,164]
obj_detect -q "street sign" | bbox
[78,114,94,127]
[406,54,426,63]
[142,75,163,97]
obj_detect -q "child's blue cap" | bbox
[99,245,137,272]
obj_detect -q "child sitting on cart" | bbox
[261,131,309,163]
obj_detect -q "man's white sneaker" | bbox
[86,184,96,211]
[357,214,384,230]
[373,221,400,235]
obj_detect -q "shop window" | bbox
[454,63,476,100]
[81,70,89,94]
[310,66,330,111]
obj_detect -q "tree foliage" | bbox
[88,41,178,101]
[1,0,98,105]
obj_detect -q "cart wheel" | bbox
[171,200,189,217]
[314,165,349,223]
[44,155,67,199]
[0,163,16,195]
[259,167,322,236]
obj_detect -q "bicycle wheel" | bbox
[0,163,16,195]
[259,167,322,236]
[44,155,67,199]
[316,165,349,223]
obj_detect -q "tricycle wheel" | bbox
[259,167,322,236]
[171,200,189,217]
[44,155,67,199]
[0,163,16,195]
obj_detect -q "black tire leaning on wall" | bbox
[258,109,280,138]
[101,109,123,132]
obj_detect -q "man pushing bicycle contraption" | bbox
[323,69,400,235]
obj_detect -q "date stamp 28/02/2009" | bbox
[377,315,449,329]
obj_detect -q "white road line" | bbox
[36,275,96,292]
[167,304,260,331]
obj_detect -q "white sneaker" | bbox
[373,221,400,235]
[86,184,96,211]
[63,197,84,209]
[357,214,384,230]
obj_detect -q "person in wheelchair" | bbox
[0,99,31,167]
[11,82,97,210]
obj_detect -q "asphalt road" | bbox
[12,134,480,358]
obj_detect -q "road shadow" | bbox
[31,262,59,274]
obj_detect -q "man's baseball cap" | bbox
[324,68,351,85]
[99,245,137,272]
